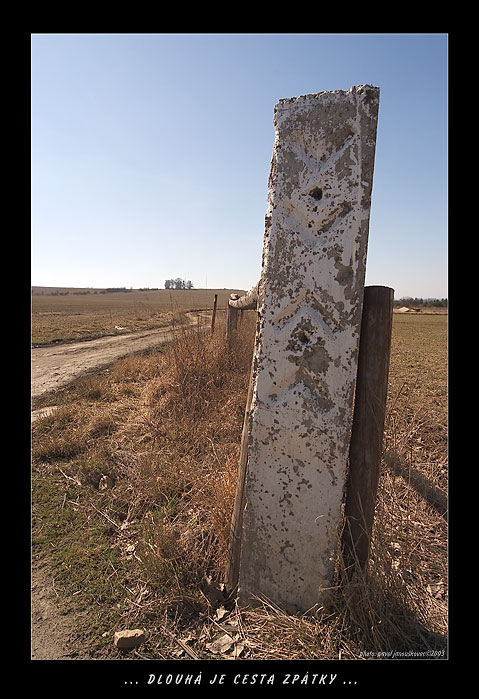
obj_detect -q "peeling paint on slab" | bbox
[238,85,379,613]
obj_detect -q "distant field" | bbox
[31,287,245,346]
[389,313,447,412]
[385,312,447,497]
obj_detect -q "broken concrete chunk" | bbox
[113,628,146,649]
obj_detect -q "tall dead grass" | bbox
[108,315,256,599]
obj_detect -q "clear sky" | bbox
[31,33,448,299]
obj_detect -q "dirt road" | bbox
[31,312,209,411]
[31,562,80,660]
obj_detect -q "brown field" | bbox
[31,287,245,345]
[31,309,447,662]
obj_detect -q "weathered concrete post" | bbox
[236,86,380,613]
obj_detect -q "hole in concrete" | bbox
[298,330,309,344]
[309,187,323,201]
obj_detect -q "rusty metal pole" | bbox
[342,285,394,575]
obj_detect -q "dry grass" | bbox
[31,311,447,660]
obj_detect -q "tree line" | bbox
[394,297,448,308]
[164,278,194,290]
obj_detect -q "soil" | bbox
[31,561,80,660]
[30,312,210,659]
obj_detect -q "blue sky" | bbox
[31,33,448,299]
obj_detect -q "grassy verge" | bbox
[31,312,447,660]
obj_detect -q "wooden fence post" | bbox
[211,294,218,333]
[224,283,260,593]
[226,294,240,344]
[225,358,255,593]
[342,285,394,575]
